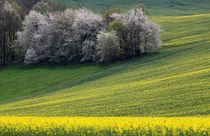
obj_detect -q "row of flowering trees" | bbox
[17,6,162,64]
[0,0,68,66]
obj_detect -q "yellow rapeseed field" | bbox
[0,117,209,136]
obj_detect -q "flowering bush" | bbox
[17,7,161,63]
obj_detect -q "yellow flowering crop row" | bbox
[0,117,209,136]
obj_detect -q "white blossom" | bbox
[2,1,14,13]
[24,48,38,64]
[47,9,76,62]
[73,8,104,42]
[81,40,96,62]
[17,10,49,63]
[17,8,161,64]
[96,30,120,62]
[123,8,161,54]
[110,13,124,21]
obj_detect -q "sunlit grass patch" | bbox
[0,14,210,117]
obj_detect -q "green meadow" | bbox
[0,14,209,117]
[51,0,210,15]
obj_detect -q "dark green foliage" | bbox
[14,0,41,13]
[133,3,148,15]
[0,1,22,66]
[32,1,52,14]
[32,0,67,13]
[10,1,25,19]
[103,7,124,24]
[109,20,128,59]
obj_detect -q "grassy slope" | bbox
[0,64,101,103]
[0,14,209,117]
[51,0,210,15]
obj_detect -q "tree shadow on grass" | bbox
[0,44,189,105]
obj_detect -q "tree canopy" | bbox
[17,5,162,64]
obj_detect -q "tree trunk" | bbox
[2,34,6,66]
[11,32,15,61]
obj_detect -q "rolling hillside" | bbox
[0,14,209,117]
[51,0,210,15]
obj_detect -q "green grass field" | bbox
[51,0,210,15]
[0,14,209,117]
[0,64,102,104]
